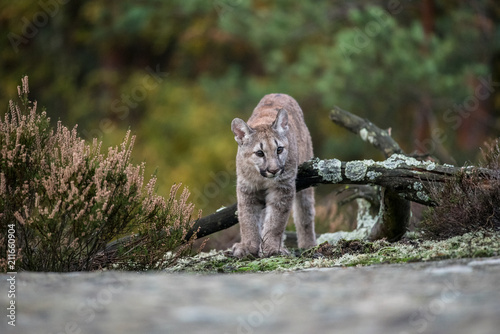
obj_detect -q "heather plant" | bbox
[106,183,204,270]
[0,77,200,272]
[420,139,500,239]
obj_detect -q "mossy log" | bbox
[187,154,490,241]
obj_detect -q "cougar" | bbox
[231,93,316,258]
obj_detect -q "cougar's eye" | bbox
[255,150,265,157]
[277,147,284,154]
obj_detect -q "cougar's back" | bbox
[248,93,313,164]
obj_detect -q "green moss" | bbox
[166,230,500,273]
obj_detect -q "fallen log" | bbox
[187,154,492,241]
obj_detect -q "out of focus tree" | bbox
[1,0,499,213]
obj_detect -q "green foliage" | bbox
[0,77,199,272]
[1,0,499,216]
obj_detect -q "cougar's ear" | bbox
[272,108,289,135]
[231,118,254,145]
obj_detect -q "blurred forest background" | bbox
[1,0,500,243]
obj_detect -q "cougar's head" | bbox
[231,109,289,179]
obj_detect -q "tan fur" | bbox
[231,94,316,257]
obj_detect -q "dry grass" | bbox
[420,139,500,239]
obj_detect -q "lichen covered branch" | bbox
[188,155,488,241]
[296,154,462,205]
[329,106,403,157]
[184,108,495,244]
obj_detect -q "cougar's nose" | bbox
[267,167,281,175]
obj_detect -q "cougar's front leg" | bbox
[260,185,295,257]
[232,189,264,258]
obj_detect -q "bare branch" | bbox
[330,106,403,157]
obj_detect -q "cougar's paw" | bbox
[259,244,290,258]
[232,242,259,259]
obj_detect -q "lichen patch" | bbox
[346,161,368,181]
[367,171,382,181]
[378,154,436,170]
[313,158,342,183]
[359,128,376,144]
[416,191,430,202]
[413,182,424,191]
[359,128,368,141]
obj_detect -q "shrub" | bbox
[0,76,200,272]
[420,139,500,239]
[103,183,203,270]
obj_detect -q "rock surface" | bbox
[2,257,500,334]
